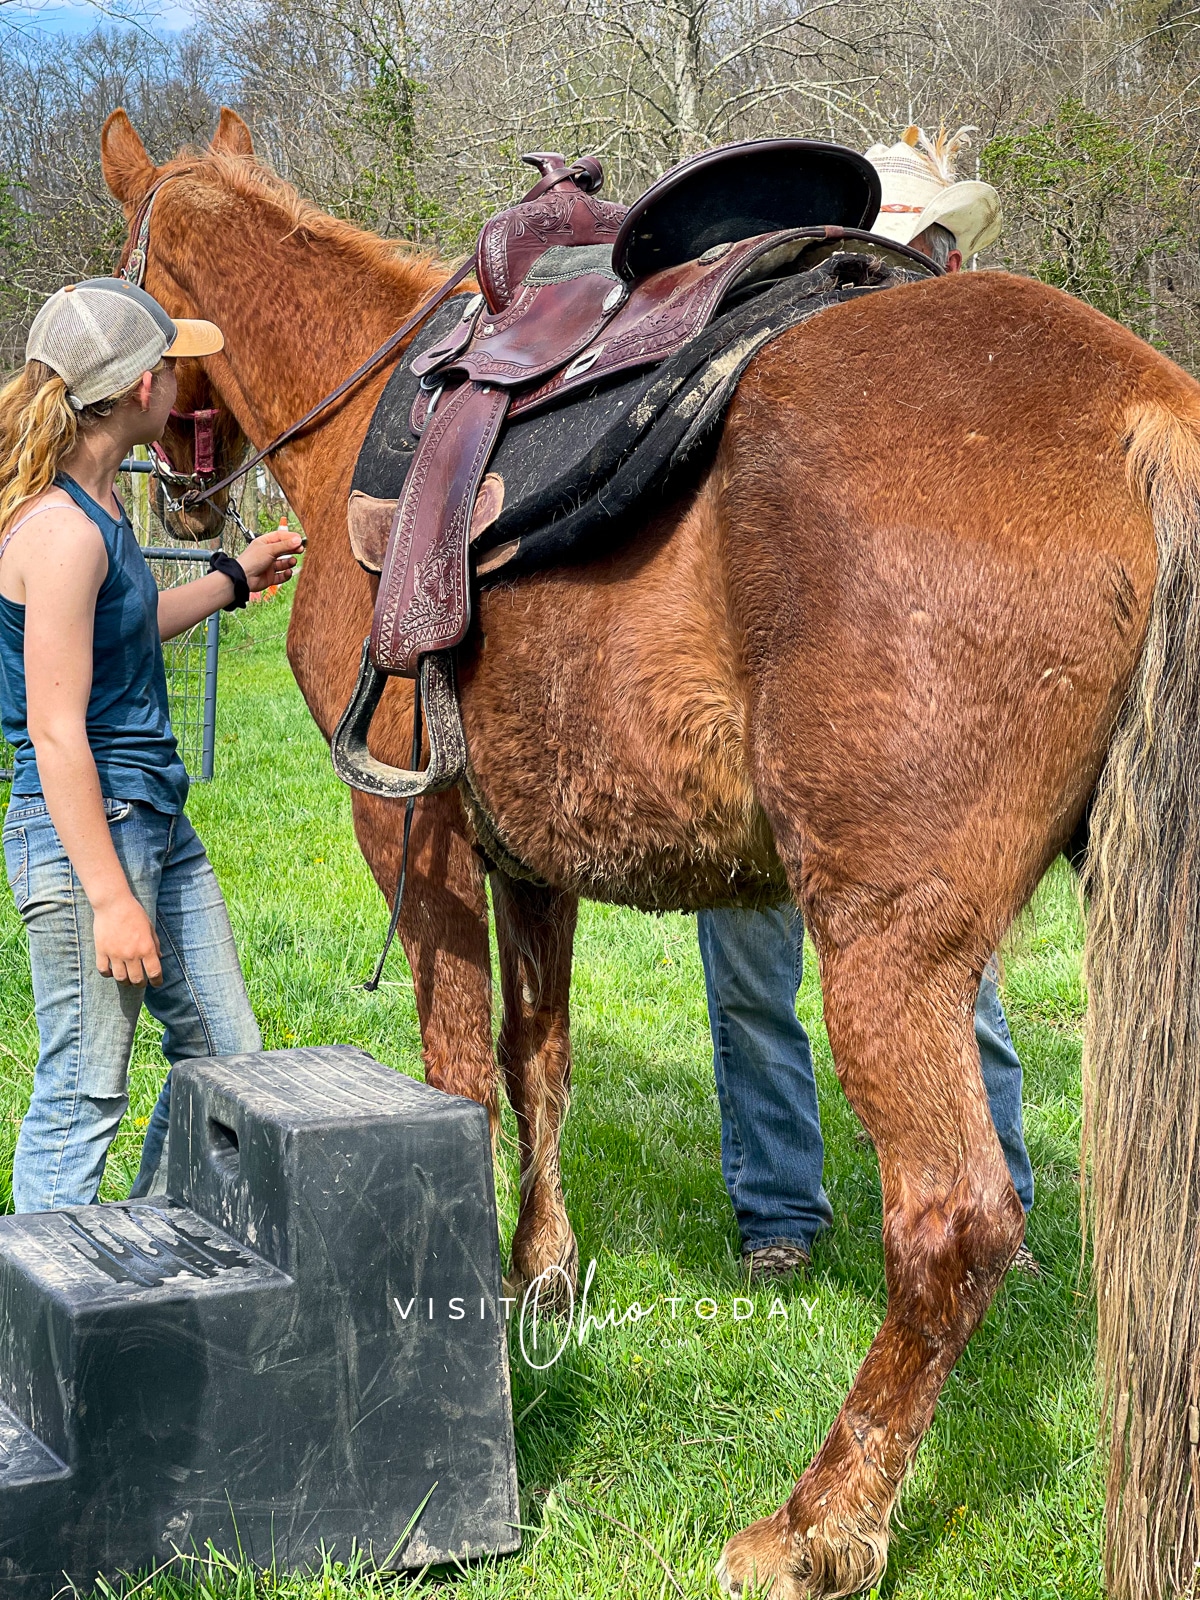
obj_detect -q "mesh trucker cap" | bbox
[25,278,223,410]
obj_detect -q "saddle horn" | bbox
[521,151,569,178]
[519,151,604,201]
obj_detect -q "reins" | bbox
[117,168,476,510]
[187,259,474,507]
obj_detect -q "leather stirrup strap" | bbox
[369,381,510,677]
[361,667,425,990]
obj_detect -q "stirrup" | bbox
[331,641,466,799]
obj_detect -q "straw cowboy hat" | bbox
[864,125,1002,259]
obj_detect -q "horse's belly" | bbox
[460,772,786,912]
[457,493,789,912]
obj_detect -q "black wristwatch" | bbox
[209,549,250,610]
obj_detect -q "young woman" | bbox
[0,277,302,1212]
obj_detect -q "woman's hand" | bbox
[159,526,304,638]
[93,891,163,986]
[238,527,303,594]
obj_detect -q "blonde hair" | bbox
[0,359,161,539]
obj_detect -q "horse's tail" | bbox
[1086,401,1200,1600]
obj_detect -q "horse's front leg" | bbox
[718,914,1024,1598]
[490,870,580,1303]
[350,787,498,1124]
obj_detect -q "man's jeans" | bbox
[3,797,261,1213]
[697,905,1034,1256]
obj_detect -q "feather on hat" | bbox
[864,124,1002,259]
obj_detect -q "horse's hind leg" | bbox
[718,901,1024,1598]
[491,871,580,1301]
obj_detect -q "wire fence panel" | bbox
[143,549,221,783]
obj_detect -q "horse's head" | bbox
[101,104,452,555]
[101,107,256,543]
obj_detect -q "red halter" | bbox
[167,407,220,475]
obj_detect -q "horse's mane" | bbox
[165,147,452,298]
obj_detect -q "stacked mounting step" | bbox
[0,1046,519,1595]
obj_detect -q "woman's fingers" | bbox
[253,530,303,562]
[93,905,163,987]
[241,531,303,591]
[97,951,161,987]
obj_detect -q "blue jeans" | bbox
[3,797,261,1212]
[697,905,1034,1255]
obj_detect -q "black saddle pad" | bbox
[351,252,925,584]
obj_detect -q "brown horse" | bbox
[101,106,1200,1600]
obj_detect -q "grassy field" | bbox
[0,592,1099,1598]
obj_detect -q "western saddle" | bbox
[332,138,939,802]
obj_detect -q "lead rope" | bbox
[362,669,424,991]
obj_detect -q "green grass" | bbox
[0,593,1100,1597]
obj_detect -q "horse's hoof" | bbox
[717,1503,888,1599]
[508,1228,579,1315]
[716,1512,804,1597]
[505,1229,579,1316]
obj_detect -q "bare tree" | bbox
[2,0,1200,370]
[0,25,223,363]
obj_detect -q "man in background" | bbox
[698,127,1037,1284]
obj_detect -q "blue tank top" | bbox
[0,473,188,813]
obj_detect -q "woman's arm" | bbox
[22,507,163,986]
[157,527,303,640]
[157,569,237,639]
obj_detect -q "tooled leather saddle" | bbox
[333,138,939,801]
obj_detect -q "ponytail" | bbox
[0,358,159,539]
[0,361,78,539]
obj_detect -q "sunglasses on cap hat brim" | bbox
[164,319,224,359]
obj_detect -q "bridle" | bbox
[146,428,261,543]
[146,412,219,492]
[120,172,231,518]
[116,168,474,518]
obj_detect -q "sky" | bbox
[2,0,194,34]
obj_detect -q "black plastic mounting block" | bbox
[0,1046,519,1596]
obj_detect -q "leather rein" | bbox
[117,170,475,510]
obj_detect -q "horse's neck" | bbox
[169,200,445,505]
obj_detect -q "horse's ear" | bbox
[101,109,157,208]
[210,109,254,157]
